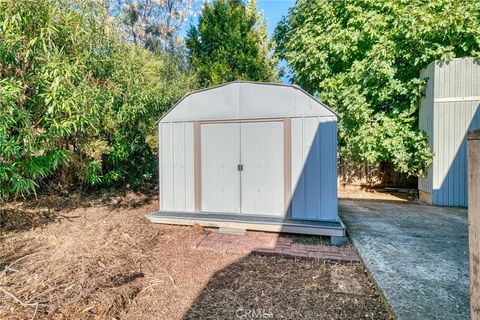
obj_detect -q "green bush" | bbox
[0,0,188,199]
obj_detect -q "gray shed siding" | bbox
[158,122,195,212]
[158,82,339,221]
[419,58,480,207]
[291,116,338,221]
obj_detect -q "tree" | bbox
[0,0,188,200]
[186,0,278,87]
[275,0,480,176]
[105,0,194,52]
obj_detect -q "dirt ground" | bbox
[0,191,391,319]
[338,184,418,202]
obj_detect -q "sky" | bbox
[256,0,295,37]
[182,0,295,83]
[183,0,294,37]
[252,0,295,83]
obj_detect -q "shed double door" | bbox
[201,121,284,216]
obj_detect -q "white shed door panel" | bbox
[201,123,241,213]
[240,122,284,215]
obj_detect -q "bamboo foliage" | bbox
[0,0,188,200]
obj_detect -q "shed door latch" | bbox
[237,164,243,171]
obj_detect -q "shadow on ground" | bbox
[340,199,469,320]
[182,253,389,319]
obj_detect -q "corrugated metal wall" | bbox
[433,101,480,206]
[291,116,338,221]
[419,58,480,207]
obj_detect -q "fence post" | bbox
[468,129,480,320]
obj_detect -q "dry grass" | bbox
[338,184,418,202]
[185,256,389,319]
[0,191,390,319]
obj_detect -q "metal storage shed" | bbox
[148,81,345,239]
[419,58,480,207]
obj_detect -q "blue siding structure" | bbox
[419,58,480,207]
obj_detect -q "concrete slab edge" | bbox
[344,229,397,319]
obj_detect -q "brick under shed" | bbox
[191,231,360,263]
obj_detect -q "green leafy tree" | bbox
[186,0,278,87]
[0,0,188,200]
[275,0,480,176]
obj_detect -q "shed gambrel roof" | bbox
[158,81,340,123]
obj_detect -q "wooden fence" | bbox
[338,158,417,188]
[468,129,480,320]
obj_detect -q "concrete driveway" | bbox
[339,199,469,320]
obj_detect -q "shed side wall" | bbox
[291,116,338,221]
[159,122,195,212]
